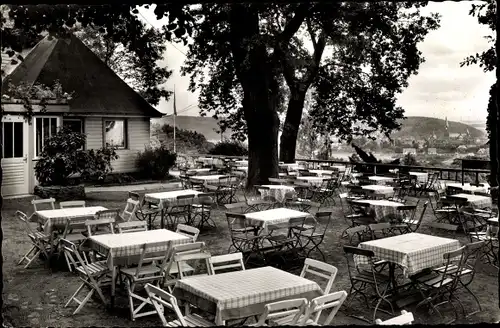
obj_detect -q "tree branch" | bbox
[306,17,317,49]
[278,4,309,43]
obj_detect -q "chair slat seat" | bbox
[29,232,51,240]
[138,207,160,215]
[63,233,87,243]
[353,270,390,284]
[120,264,162,277]
[168,262,195,275]
[417,274,454,288]
[434,264,472,276]
[76,261,108,276]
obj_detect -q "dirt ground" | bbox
[2,189,500,326]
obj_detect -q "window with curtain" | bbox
[104,119,127,149]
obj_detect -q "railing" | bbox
[192,154,491,185]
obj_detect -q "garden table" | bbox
[236,166,248,172]
[36,206,108,235]
[446,182,489,194]
[244,207,313,235]
[190,175,238,185]
[351,199,404,222]
[145,189,203,228]
[172,266,322,325]
[448,193,492,209]
[295,176,325,187]
[258,184,296,203]
[186,168,211,175]
[234,160,248,166]
[89,229,191,306]
[279,163,300,171]
[198,157,224,166]
[361,185,394,198]
[356,233,460,289]
[307,169,334,177]
[330,165,346,172]
[409,171,428,184]
[368,176,395,185]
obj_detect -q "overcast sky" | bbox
[138,1,495,124]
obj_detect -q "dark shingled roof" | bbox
[2,34,163,118]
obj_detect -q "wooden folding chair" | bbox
[191,192,217,230]
[122,198,140,222]
[32,197,56,211]
[59,200,86,209]
[144,283,214,327]
[375,310,414,325]
[117,220,148,233]
[175,224,200,242]
[208,252,245,275]
[16,210,51,269]
[128,191,140,201]
[300,258,338,294]
[136,196,161,230]
[63,239,110,314]
[224,202,248,213]
[254,298,308,326]
[294,212,333,261]
[162,242,206,292]
[174,251,212,279]
[59,238,89,273]
[58,218,88,270]
[119,241,171,320]
[85,216,116,236]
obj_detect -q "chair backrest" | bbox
[369,223,392,239]
[226,212,253,237]
[85,217,116,236]
[175,224,200,242]
[438,246,467,289]
[16,210,35,235]
[302,291,348,325]
[343,246,375,272]
[132,241,172,278]
[427,222,458,234]
[122,198,140,222]
[343,225,369,245]
[32,198,56,211]
[117,220,148,233]
[224,202,248,213]
[256,298,308,326]
[412,201,429,231]
[375,310,414,325]
[95,209,121,221]
[197,192,215,206]
[144,283,188,327]
[300,258,338,294]
[60,238,89,270]
[176,194,195,206]
[128,191,140,201]
[174,251,212,279]
[462,240,486,274]
[208,252,245,275]
[314,211,333,235]
[59,200,86,209]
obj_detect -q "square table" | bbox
[446,182,489,194]
[448,193,492,209]
[89,229,191,304]
[296,176,325,187]
[190,175,237,185]
[244,207,313,235]
[198,157,224,166]
[330,165,346,172]
[409,171,428,184]
[351,199,404,222]
[145,189,203,228]
[37,206,108,235]
[172,266,323,325]
[186,168,211,175]
[361,185,395,198]
[368,176,395,185]
[356,233,461,278]
[258,185,296,203]
[308,169,334,177]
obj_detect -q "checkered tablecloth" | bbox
[361,185,395,197]
[36,206,108,233]
[190,175,238,185]
[450,193,492,208]
[409,172,428,183]
[244,207,312,235]
[173,266,322,325]
[258,185,296,202]
[368,176,395,185]
[355,233,461,277]
[186,168,211,175]
[308,170,334,177]
[145,189,203,209]
[296,176,325,187]
[198,157,224,166]
[352,199,404,222]
[89,229,191,268]
[446,183,489,195]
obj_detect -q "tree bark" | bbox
[280,90,307,163]
[495,0,500,309]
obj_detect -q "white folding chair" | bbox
[117,220,148,233]
[208,252,245,275]
[175,224,200,242]
[16,210,51,268]
[60,200,86,209]
[375,310,414,325]
[162,242,206,292]
[85,216,116,236]
[300,258,338,294]
[175,251,212,279]
[119,241,171,321]
[253,298,308,326]
[144,283,214,327]
[60,238,89,274]
[32,197,56,211]
[122,198,140,222]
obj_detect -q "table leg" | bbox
[160,208,165,229]
[389,263,399,295]
[110,265,117,308]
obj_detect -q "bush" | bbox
[402,153,420,166]
[160,124,214,154]
[208,140,248,156]
[136,144,177,180]
[34,128,119,186]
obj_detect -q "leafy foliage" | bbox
[402,153,420,166]
[156,124,214,154]
[136,144,177,180]
[34,128,118,186]
[208,140,248,156]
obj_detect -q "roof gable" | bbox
[2,34,162,118]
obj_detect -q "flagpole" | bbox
[173,85,176,153]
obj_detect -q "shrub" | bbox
[208,140,248,156]
[402,153,420,166]
[136,144,177,180]
[160,124,214,153]
[34,128,118,186]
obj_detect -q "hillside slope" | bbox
[390,116,485,139]
[152,116,232,143]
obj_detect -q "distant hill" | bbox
[390,116,485,139]
[152,115,232,143]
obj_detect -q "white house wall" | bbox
[85,117,151,173]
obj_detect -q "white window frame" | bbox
[103,118,128,149]
[33,116,61,158]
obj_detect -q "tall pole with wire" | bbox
[173,85,177,153]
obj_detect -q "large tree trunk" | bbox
[279,90,306,163]
[495,0,500,309]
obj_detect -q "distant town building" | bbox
[427,148,437,155]
[403,148,417,155]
